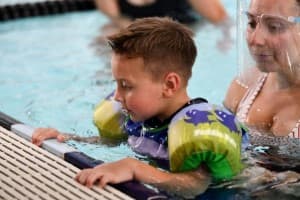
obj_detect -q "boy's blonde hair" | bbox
[107,17,197,85]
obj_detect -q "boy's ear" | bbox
[163,72,181,97]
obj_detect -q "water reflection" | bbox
[219,134,300,200]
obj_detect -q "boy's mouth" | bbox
[122,108,137,121]
[121,108,129,115]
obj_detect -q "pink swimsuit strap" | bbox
[236,73,300,138]
[289,120,300,138]
[236,73,268,123]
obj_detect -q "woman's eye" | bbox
[267,22,287,34]
[248,19,257,29]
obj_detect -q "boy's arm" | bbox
[32,128,122,146]
[76,158,211,197]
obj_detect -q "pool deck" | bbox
[0,126,134,200]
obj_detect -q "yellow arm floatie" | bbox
[168,103,247,181]
[93,93,127,140]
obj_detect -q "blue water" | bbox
[1,2,300,199]
[0,0,237,161]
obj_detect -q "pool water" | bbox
[1,1,299,199]
[0,0,237,160]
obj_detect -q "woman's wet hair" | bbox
[107,17,197,85]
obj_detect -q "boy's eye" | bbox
[120,80,132,89]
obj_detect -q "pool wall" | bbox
[0,2,167,198]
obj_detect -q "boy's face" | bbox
[111,53,165,122]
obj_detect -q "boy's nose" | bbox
[113,89,123,103]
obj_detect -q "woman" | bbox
[224,0,300,138]
[95,0,229,29]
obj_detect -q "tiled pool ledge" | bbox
[0,111,169,200]
[0,126,133,200]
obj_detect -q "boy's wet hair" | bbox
[107,17,197,85]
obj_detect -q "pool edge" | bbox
[0,111,169,200]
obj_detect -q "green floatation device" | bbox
[168,103,247,181]
[93,93,126,140]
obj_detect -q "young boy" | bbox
[32,17,246,198]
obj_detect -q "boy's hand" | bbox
[75,158,211,197]
[75,158,135,188]
[32,128,66,146]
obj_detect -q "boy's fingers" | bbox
[33,132,46,145]
[76,169,92,186]
[47,128,59,137]
[76,169,106,188]
[32,128,60,146]
[32,130,43,146]
[57,134,66,142]
[75,171,84,184]
[87,173,103,188]
[98,176,109,188]
[34,139,42,147]
[32,128,42,141]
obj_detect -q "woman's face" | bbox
[246,0,300,75]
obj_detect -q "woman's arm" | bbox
[95,0,120,19]
[187,0,228,24]
[94,0,131,29]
